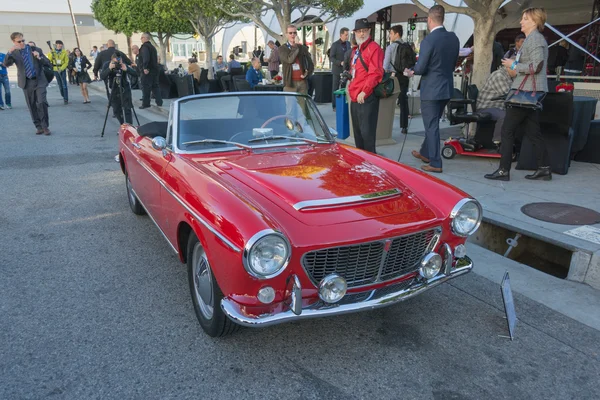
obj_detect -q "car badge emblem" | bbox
[384,239,392,252]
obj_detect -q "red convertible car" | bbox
[118,93,481,337]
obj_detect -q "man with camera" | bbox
[47,40,69,104]
[93,39,131,98]
[100,52,138,125]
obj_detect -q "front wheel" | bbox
[126,173,145,215]
[187,234,240,337]
[442,145,457,159]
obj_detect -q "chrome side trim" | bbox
[221,256,473,328]
[135,160,241,253]
[293,188,402,211]
[130,186,179,255]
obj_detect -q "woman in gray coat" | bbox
[485,8,550,182]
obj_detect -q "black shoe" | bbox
[525,166,552,181]
[401,128,408,134]
[139,105,150,109]
[484,168,510,181]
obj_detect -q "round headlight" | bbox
[419,252,442,279]
[243,230,291,279]
[318,274,347,303]
[450,199,482,237]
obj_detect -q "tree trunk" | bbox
[471,17,496,90]
[205,36,214,79]
[126,35,132,61]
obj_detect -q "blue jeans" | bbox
[0,74,10,106]
[54,70,68,101]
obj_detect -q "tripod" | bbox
[101,70,139,137]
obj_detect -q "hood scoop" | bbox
[293,188,402,211]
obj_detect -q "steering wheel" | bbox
[228,130,253,143]
[261,115,290,128]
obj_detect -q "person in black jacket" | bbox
[69,48,92,103]
[329,27,350,110]
[139,32,163,109]
[93,39,131,99]
[100,52,137,124]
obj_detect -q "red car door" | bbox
[136,137,171,224]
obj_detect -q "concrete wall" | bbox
[0,16,128,57]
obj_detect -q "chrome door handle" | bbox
[132,143,141,149]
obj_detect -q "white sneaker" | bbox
[0,105,4,110]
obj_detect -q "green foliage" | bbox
[91,0,193,36]
[156,0,235,37]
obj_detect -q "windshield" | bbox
[176,94,332,152]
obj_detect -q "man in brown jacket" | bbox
[278,24,313,94]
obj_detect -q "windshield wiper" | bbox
[182,139,252,150]
[248,135,327,145]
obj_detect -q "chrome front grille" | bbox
[301,229,439,288]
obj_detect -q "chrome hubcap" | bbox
[192,243,214,320]
[126,176,136,206]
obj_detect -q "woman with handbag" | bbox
[485,7,551,181]
[70,48,92,103]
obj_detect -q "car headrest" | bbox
[138,121,168,138]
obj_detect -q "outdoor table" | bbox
[253,84,284,92]
[162,73,179,99]
[312,71,333,103]
[571,96,597,156]
[170,74,195,97]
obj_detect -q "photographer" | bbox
[47,40,69,104]
[100,53,137,125]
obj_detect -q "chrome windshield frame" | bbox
[170,92,334,155]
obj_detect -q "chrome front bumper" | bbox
[221,256,473,328]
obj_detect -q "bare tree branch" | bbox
[410,0,431,14]
[433,0,477,17]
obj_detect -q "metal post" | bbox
[66,0,81,49]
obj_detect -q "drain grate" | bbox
[521,202,600,225]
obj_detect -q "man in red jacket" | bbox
[348,18,384,153]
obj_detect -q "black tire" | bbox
[187,233,240,337]
[125,173,146,215]
[442,145,457,159]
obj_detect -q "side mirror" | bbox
[329,128,338,140]
[152,136,167,151]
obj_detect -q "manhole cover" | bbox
[521,203,600,225]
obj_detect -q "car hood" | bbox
[196,146,433,227]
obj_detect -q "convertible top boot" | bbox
[525,166,552,181]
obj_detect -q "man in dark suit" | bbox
[405,5,459,173]
[4,32,52,135]
[329,27,350,110]
[139,32,163,109]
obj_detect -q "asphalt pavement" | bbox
[1,84,599,400]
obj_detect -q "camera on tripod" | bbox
[113,57,123,73]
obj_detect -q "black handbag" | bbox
[357,52,394,99]
[504,63,545,111]
[42,63,55,84]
